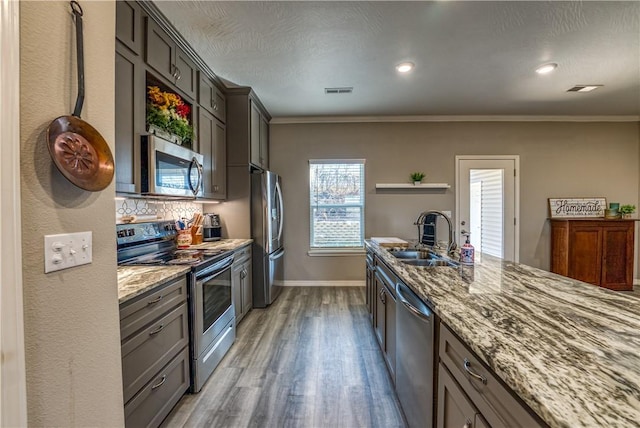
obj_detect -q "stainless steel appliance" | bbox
[116,221,235,393]
[395,282,435,428]
[251,170,284,307]
[141,135,204,198]
[203,213,222,241]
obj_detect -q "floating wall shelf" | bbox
[375,183,451,189]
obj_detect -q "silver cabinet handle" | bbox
[379,288,386,304]
[463,420,472,428]
[171,64,178,79]
[213,102,218,111]
[175,66,182,81]
[147,295,163,305]
[149,324,164,336]
[463,358,487,384]
[151,375,167,390]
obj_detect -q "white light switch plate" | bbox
[44,231,92,273]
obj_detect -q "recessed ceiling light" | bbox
[535,63,558,74]
[567,85,603,92]
[396,62,415,73]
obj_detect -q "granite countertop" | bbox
[117,239,253,304]
[366,240,640,428]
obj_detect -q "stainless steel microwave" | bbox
[141,135,204,198]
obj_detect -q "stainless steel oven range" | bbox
[117,220,235,393]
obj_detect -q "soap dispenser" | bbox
[460,231,475,265]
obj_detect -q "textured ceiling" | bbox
[155,1,640,118]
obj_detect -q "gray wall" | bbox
[20,1,124,425]
[270,121,640,281]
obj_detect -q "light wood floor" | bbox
[162,287,406,428]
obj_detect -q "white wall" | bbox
[20,1,124,425]
[270,121,640,281]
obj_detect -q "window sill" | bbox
[308,248,366,257]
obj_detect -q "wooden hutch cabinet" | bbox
[550,219,635,291]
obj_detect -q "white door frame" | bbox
[1,0,27,425]
[455,155,520,262]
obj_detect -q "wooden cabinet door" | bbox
[115,45,143,194]
[241,259,253,316]
[385,284,396,382]
[249,100,261,168]
[231,261,243,320]
[116,0,142,55]
[601,224,634,290]
[145,18,176,83]
[197,109,226,200]
[373,272,386,350]
[568,225,602,285]
[175,46,197,99]
[437,364,478,428]
[259,115,269,169]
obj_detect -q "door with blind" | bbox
[456,156,519,262]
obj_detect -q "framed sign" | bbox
[549,198,606,218]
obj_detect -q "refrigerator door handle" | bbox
[275,180,284,243]
[269,247,285,261]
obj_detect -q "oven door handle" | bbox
[197,255,234,281]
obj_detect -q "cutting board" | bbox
[371,237,409,248]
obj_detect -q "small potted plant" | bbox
[410,172,425,185]
[619,204,636,218]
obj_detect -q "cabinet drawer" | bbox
[233,245,251,265]
[375,259,398,299]
[124,346,189,428]
[439,324,544,428]
[122,303,189,403]
[120,276,187,340]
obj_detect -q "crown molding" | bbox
[270,115,640,124]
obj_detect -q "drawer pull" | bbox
[463,420,472,428]
[149,324,164,336]
[463,358,487,385]
[147,295,163,305]
[151,375,167,390]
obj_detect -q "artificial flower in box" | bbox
[146,86,194,146]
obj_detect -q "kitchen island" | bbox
[366,240,640,428]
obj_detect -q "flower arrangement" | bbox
[146,86,193,145]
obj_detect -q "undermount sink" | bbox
[401,258,459,268]
[388,249,458,268]
[388,249,436,260]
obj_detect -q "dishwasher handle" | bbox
[396,282,432,323]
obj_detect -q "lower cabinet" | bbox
[365,251,374,322]
[232,245,253,324]
[119,275,190,428]
[438,324,545,428]
[373,259,397,383]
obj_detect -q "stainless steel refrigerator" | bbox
[251,170,284,307]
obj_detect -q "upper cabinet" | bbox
[197,107,227,200]
[145,18,197,99]
[227,88,271,170]
[199,73,226,123]
[116,0,143,55]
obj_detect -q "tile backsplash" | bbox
[115,198,202,223]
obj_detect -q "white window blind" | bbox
[309,160,365,248]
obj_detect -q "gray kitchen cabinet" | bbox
[199,73,226,123]
[197,107,226,200]
[116,0,143,55]
[437,362,482,428]
[115,42,144,194]
[119,275,190,428]
[145,18,197,99]
[232,245,253,324]
[227,87,271,170]
[438,324,545,428]
[373,259,397,383]
[365,250,375,322]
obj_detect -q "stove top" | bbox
[119,249,228,267]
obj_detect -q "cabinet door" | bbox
[197,109,226,200]
[437,364,478,428]
[385,284,396,382]
[568,225,602,285]
[373,271,386,350]
[249,100,261,168]
[601,224,634,290]
[115,45,143,194]
[116,0,142,55]
[231,261,243,321]
[145,18,176,83]
[259,115,269,169]
[241,259,253,316]
[175,46,197,99]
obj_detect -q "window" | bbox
[309,160,365,249]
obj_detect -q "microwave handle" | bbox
[188,157,203,196]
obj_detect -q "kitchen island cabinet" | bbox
[365,240,640,428]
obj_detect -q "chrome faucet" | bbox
[415,210,457,256]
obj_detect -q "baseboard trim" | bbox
[283,280,365,287]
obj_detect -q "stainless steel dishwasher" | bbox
[395,281,435,428]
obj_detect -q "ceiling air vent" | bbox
[567,85,603,92]
[325,87,353,94]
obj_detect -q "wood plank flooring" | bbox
[162,287,406,428]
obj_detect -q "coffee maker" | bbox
[203,214,222,241]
